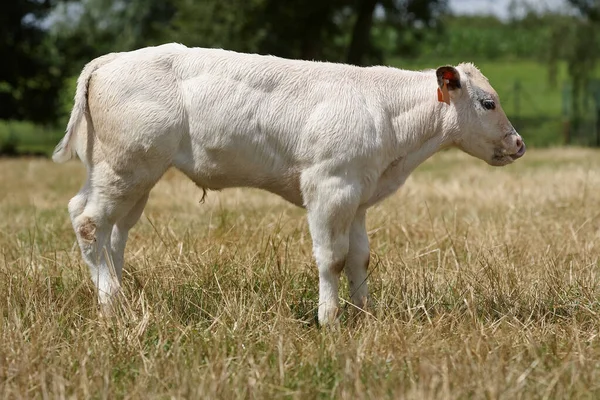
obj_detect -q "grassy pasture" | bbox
[2,148,600,398]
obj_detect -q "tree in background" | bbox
[167,0,349,61]
[2,0,448,126]
[376,0,447,61]
[0,0,66,123]
[51,0,176,69]
[164,0,448,65]
[548,0,600,140]
[567,0,599,125]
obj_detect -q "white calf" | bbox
[53,43,525,325]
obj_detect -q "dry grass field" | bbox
[1,147,600,399]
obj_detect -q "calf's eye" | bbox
[481,99,496,110]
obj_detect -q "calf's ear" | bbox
[436,66,462,105]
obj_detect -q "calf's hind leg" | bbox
[70,164,159,307]
[110,193,150,282]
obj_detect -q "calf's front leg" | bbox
[304,178,360,326]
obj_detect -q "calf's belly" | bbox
[172,148,305,207]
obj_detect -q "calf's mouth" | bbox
[510,143,526,160]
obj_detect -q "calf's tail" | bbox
[52,52,121,163]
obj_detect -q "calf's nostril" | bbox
[516,137,523,148]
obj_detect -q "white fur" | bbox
[54,43,524,325]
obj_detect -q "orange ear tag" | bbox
[437,80,451,105]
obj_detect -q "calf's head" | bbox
[436,63,525,166]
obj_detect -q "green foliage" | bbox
[0,121,63,156]
[545,1,600,144]
[57,76,77,126]
[569,0,600,20]
[378,0,447,57]
[52,0,447,66]
[167,0,282,55]
[417,14,553,61]
[50,0,177,71]
[168,0,353,62]
[0,0,68,123]
[0,130,18,156]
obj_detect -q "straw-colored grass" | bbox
[1,147,600,399]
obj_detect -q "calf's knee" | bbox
[74,215,97,243]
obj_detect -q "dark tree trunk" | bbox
[298,2,336,61]
[346,0,378,66]
[300,21,325,60]
[301,34,322,60]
